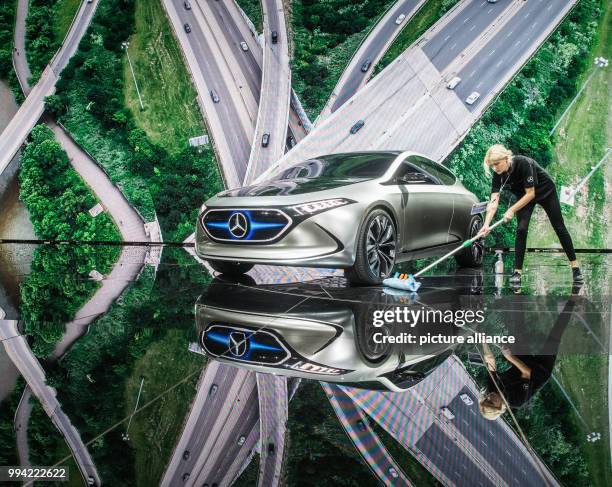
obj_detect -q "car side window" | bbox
[407,155,456,185]
[393,161,439,184]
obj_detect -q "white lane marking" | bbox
[463,17,470,24]
[481,440,487,447]
[506,449,511,457]
[488,49,496,57]
[531,22,537,29]
[515,40,521,46]
[524,12,530,19]
[450,43,457,50]
[488,430,495,438]
[495,59,503,68]
[468,69,477,78]
[481,1,486,6]
[487,7,493,14]
[470,24,476,32]
[547,4,552,10]
[444,35,450,41]
[506,30,514,38]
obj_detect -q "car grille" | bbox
[202,208,291,243]
[201,324,290,365]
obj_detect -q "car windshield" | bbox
[272,152,399,182]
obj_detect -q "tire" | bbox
[345,209,397,285]
[454,215,485,268]
[208,260,254,276]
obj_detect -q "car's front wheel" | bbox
[208,260,254,276]
[454,216,484,267]
[345,209,396,285]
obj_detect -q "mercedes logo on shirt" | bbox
[228,332,248,357]
[228,212,248,238]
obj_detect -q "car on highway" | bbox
[441,407,455,420]
[349,119,365,134]
[195,272,483,391]
[210,89,220,103]
[184,0,191,9]
[184,23,191,34]
[268,443,275,455]
[287,135,296,148]
[446,76,461,90]
[271,31,278,44]
[487,0,498,3]
[87,477,95,486]
[195,151,485,284]
[182,473,190,482]
[182,450,190,460]
[261,132,270,147]
[240,41,249,51]
[209,383,218,395]
[237,435,246,446]
[357,420,367,431]
[460,393,474,406]
[465,91,480,105]
[395,14,406,25]
[388,467,399,479]
[360,59,372,72]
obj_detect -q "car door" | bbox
[393,159,455,251]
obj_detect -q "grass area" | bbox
[376,0,457,74]
[236,0,262,33]
[529,3,611,250]
[125,0,205,154]
[125,328,204,486]
[555,354,610,487]
[53,0,81,43]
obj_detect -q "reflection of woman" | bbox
[479,144,583,286]
[479,297,577,420]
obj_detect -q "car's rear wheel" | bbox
[345,209,396,285]
[455,216,484,267]
[208,260,254,276]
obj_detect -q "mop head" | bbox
[382,273,422,293]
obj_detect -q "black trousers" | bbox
[514,191,577,270]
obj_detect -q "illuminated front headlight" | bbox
[287,198,353,217]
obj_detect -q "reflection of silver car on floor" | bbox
[196,151,485,285]
[195,272,483,391]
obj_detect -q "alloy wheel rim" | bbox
[366,214,396,278]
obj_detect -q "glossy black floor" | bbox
[0,244,609,487]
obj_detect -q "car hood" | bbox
[217,177,370,198]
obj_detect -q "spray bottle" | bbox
[494,250,504,274]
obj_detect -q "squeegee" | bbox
[383,219,505,293]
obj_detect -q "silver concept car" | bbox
[196,151,485,284]
[195,272,483,391]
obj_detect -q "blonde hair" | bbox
[479,393,507,421]
[483,144,513,177]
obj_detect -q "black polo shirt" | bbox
[491,155,556,202]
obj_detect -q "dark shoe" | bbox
[509,271,522,286]
[572,267,584,283]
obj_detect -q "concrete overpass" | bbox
[0,320,101,486]
[243,0,291,184]
[0,0,99,179]
[342,355,559,487]
[319,0,427,122]
[322,382,414,486]
[256,0,577,182]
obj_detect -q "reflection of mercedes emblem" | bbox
[228,212,248,238]
[229,332,248,357]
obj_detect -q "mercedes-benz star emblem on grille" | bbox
[228,212,248,238]
[229,332,248,357]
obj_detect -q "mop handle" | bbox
[412,219,505,278]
